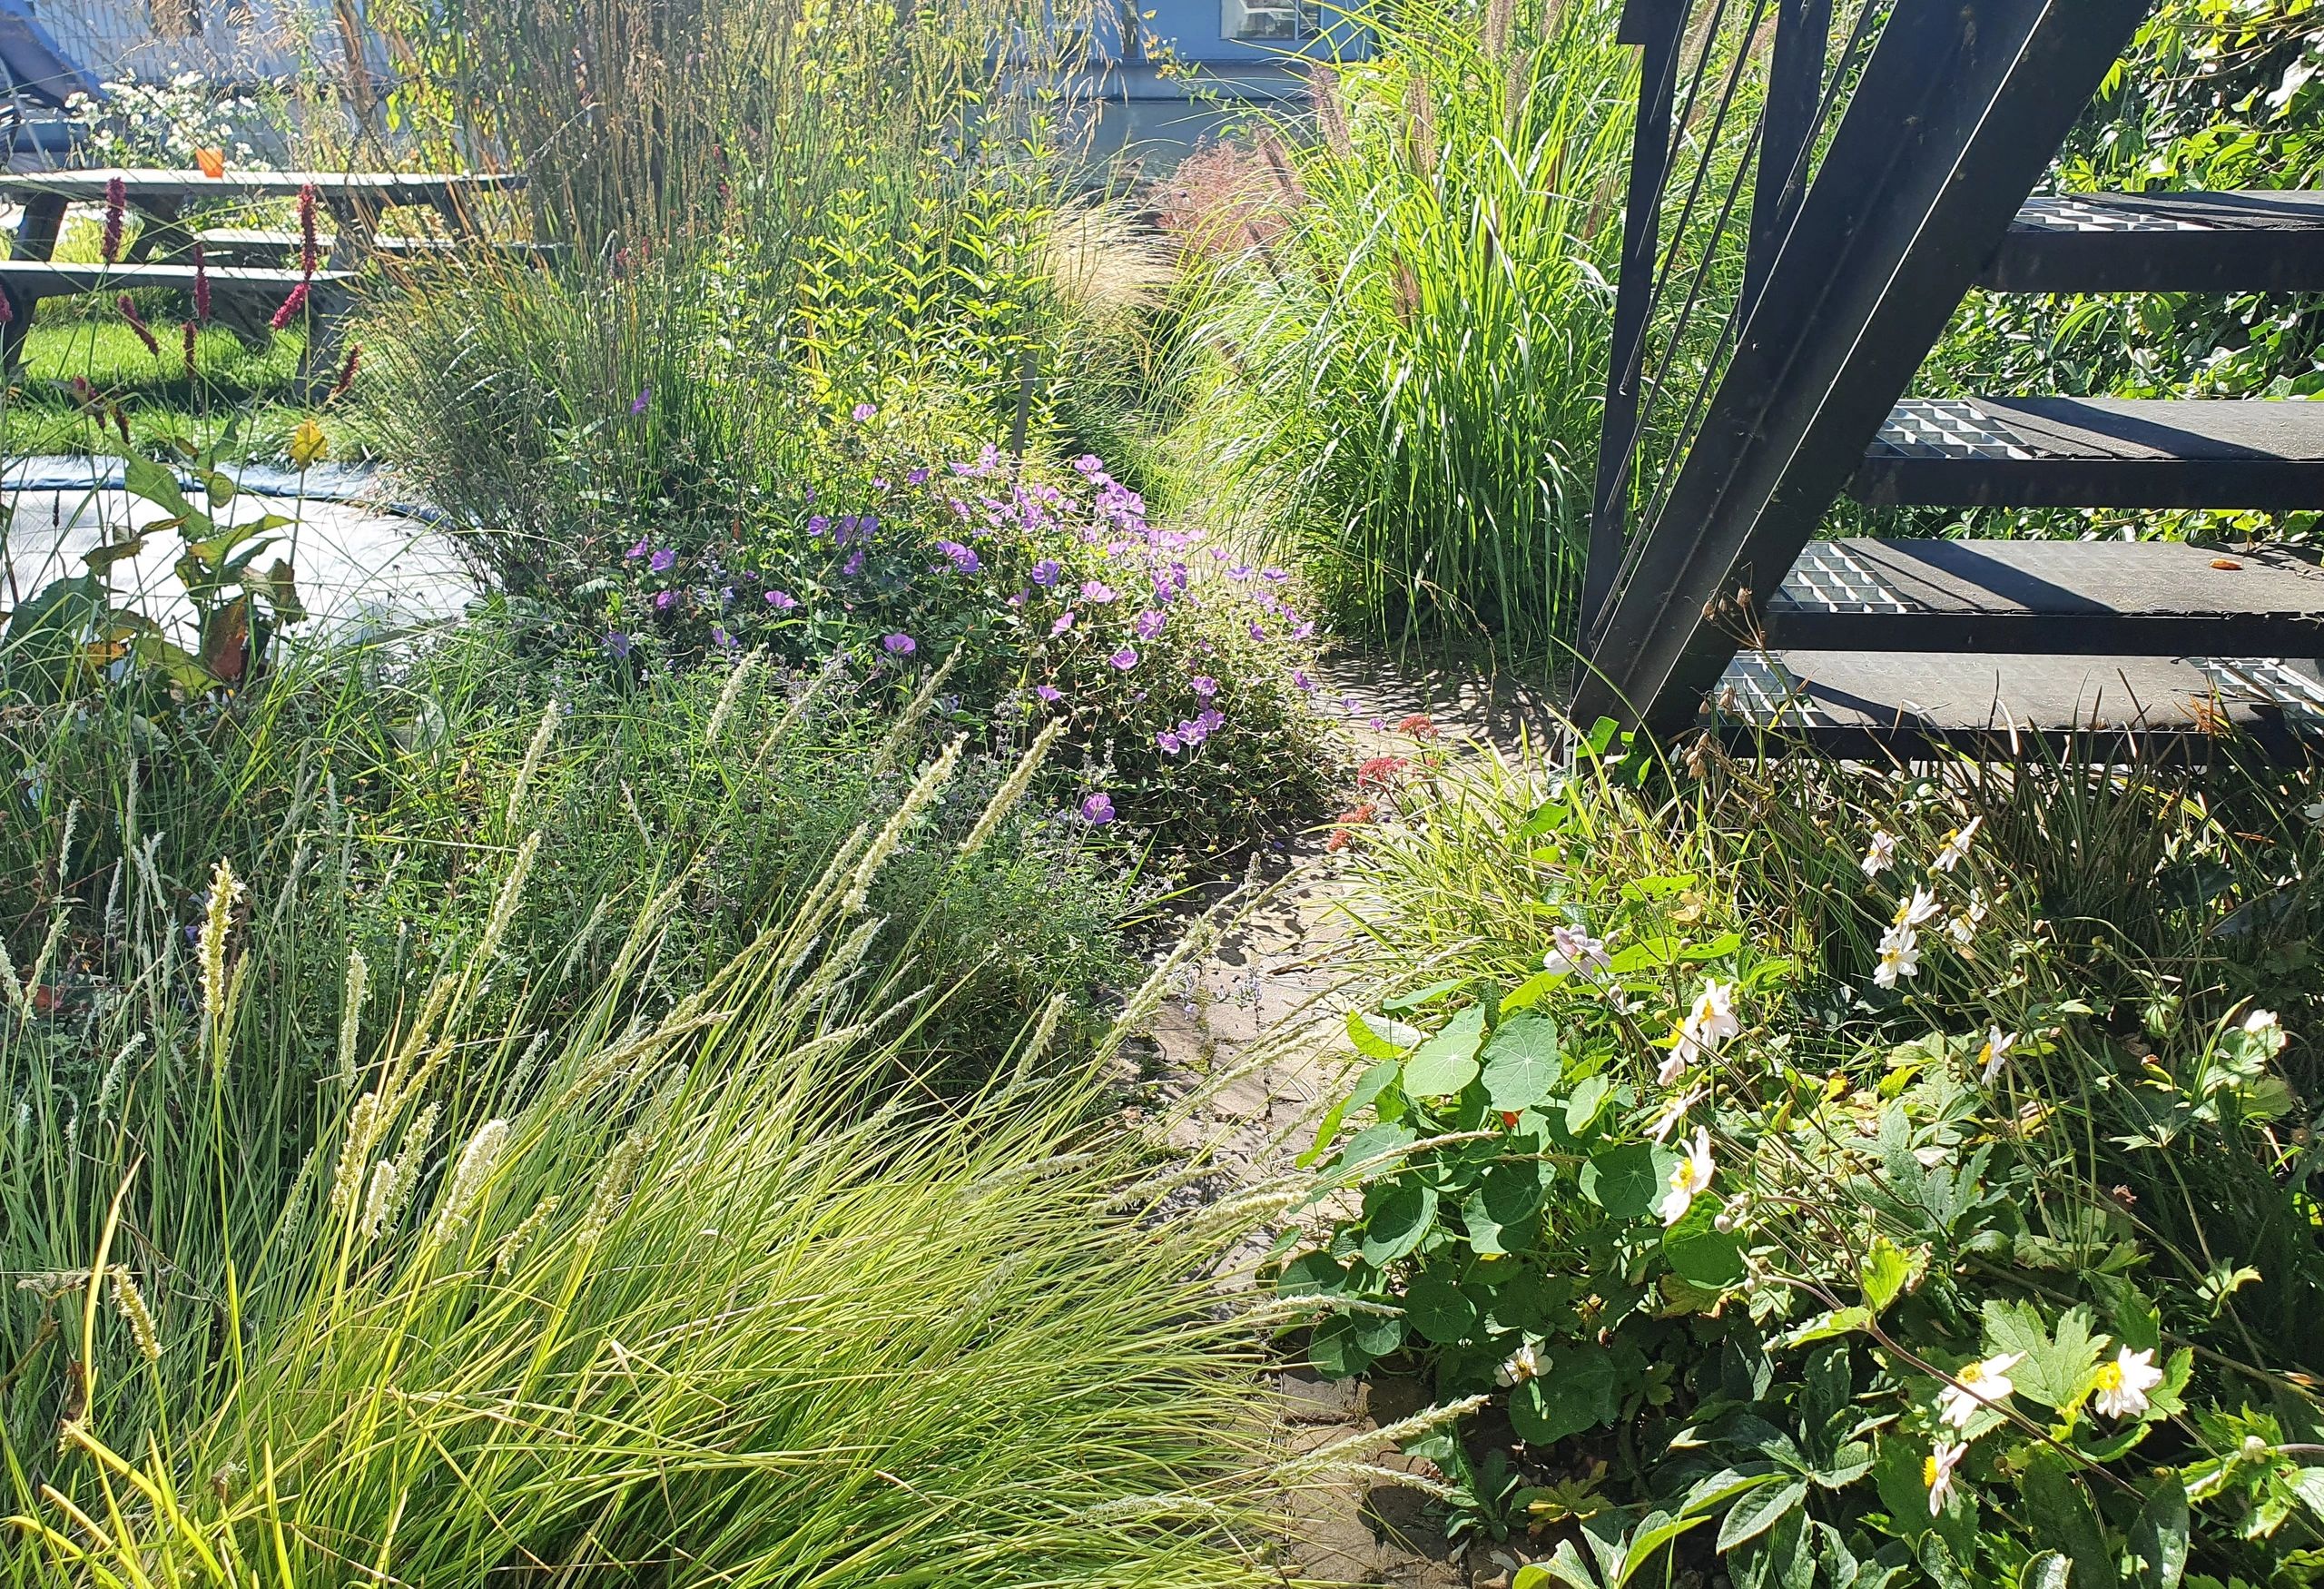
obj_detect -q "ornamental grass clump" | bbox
[1170,0,1635,655]
[1,738,1291,1589]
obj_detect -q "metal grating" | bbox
[2012,197,2209,233]
[1705,650,1830,728]
[1777,540,1912,613]
[2188,657,2324,729]
[1869,399,2037,460]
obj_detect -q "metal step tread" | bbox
[1763,536,2324,653]
[1706,648,2324,755]
[1981,189,2324,292]
[1850,396,2324,509]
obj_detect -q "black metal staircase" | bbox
[1572,0,2324,758]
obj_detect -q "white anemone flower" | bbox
[1496,1342,1544,1387]
[1874,923,1921,989]
[1977,1027,2017,1084]
[1658,1128,1715,1226]
[1665,981,1739,1081]
[1930,816,1983,873]
[1925,1438,1967,1515]
[1895,886,1942,929]
[1861,831,1898,878]
[1544,923,1610,978]
[1947,889,1988,951]
[1936,1352,2023,1428]
[2091,1346,2163,1420]
[1648,1088,1703,1142]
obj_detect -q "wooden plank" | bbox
[1706,647,2324,758]
[1760,536,2324,653]
[1980,191,2324,293]
[1570,0,2155,739]
[0,169,525,207]
[1851,397,2324,508]
[0,260,352,291]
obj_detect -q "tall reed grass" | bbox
[1170,0,1635,656]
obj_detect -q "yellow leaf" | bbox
[290,419,329,469]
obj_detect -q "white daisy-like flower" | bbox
[1496,1342,1544,1387]
[1861,831,1898,878]
[1977,1027,2017,1084]
[1664,981,1738,1081]
[1543,923,1610,978]
[1647,1088,1703,1142]
[1895,886,1942,929]
[1930,816,1983,873]
[1946,889,1988,951]
[1874,923,1921,989]
[1658,1128,1715,1226]
[1936,1352,2023,1428]
[2091,1346,2163,1420]
[1925,1438,1967,1515]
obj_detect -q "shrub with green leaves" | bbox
[1279,733,2324,1585]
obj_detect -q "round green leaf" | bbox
[1662,1200,1745,1289]
[1404,1271,1481,1346]
[1350,1307,1406,1357]
[1479,1160,1543,1228]
[1276,1251,1350,1298]
[1581,1141,1670,1221]
[1507,1344,1619,1445]
[1360,1179,1439,1267]
[1403,1004,1489,1099]
[1307,1315,1373,1379]
[1563,1073,1613,1136]
[1481,1015,1562,1110]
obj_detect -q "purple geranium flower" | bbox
[1073,454,1105,477]
[1036,684,1063,703]
[606,629,632,658]
[1051,610,1076,636]
[1190,676,1219,698]
[934,539,980,574]
[1108,646,1138,670]
[1293,669,1315,692]
[842,550,866,577]
[712,627,735,648]
[1157,730,1182,755]
[808,515,831,537]
[1080,793,1116,826]
[655,589,677,610]
[625,538,650,560]
[1134,609,1166,640]
[1080,580,1118,604]
[1030,558,1064,587]
[908,467,931,486]
[766,588,798,608]
[882,632,916,655]
[630,386,650,415]
[1007,589,1029,607]
[649,547,676,574]
[852,402,876,422]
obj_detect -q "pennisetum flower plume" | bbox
[105,1265,160,1362]
[842,735,965,913]
[1309,63,1353,162]
[199,857,244,1025]
[704,648,761,748]
[429,1118,509,1242]
[475,831,542,965]
[337,949,369,1084]
[959,718,1063,859]
[504,701,562,827]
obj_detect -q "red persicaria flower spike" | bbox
[330,340,361,400]
[269,281,310,331]
[101,175,126,264]
[191,238,212,321]
[0,288,16,326]
[117,293,160,357]
[297,184,319,278]
[182,320,198,379]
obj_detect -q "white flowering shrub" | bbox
[1277,730,2324,1584]
[64,71,257,166]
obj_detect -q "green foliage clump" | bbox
[1283,733,2324,1584]
[1169,0,1634,654]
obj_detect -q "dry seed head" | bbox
[15,1269,90,1299]
[704,649,760,749]
[105,1266,161,1362]
[505,700,563,827]
[1309,62,1354,161]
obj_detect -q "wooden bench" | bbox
[0,260,355,370]
[192,227,559,269]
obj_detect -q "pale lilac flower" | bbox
[852,402,876,421]
[1036,684,1063,703]
[1134,609,1166,640]
[765,589,798,608]
[625,538,649,560]
[1031,558,1064,587]
[1080,580,1118,604]
[649,547,676,574]
[1157,730,1182,754]
[1189,676,1218,698]
[654,590,677,610]
[1051,611,1077,636]
[1109,646,1138,670]
[907,467,930,485]
[1293,669,1315,692]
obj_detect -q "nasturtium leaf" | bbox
[1360,1179,1438,1267]
[1348,1008,1425,1061]
[1480,1160,1543,1229]
[1349,1307,1405,1357]
[1334,1120,1417,1180]
[1482,1015,1562,1110]
[1403,1271,1480,1345]
[1306,1315,1372,1379]
[1275,1250,1350,1298]
[1716,1476,1807,1553]
[1564,1073,1613,1136]
[1508,1343,1620,1445]
[1581,1140,1669,1221]
[1501,970,1560,1012]
[1403,1004,1489,1099]
[1663,1202,1746,1289]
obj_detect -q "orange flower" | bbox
[194,148,225,178]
